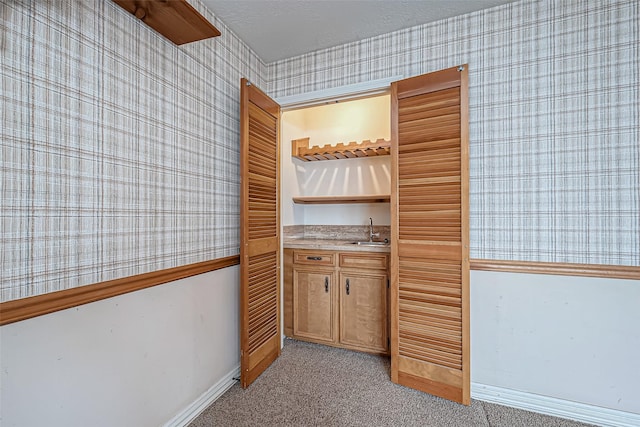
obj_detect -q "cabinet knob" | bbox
[325,276,329,293]
[346,278,350,295]
[307,256,322,261]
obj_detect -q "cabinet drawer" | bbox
[293,250,336,266]
[339,253,388,270]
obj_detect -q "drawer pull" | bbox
[325,277,329,293]
[346,278,350,296]
[306,256,323,261]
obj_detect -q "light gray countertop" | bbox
[283,237,390,253]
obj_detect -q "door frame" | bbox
[275,77,402,348]
[275,76,402,110]
[276,71,469,404]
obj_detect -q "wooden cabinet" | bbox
[284,248,388,354]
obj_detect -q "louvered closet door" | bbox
[240,78,281,389]
[390,66,470,404]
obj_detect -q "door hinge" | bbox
[388,337,390,348]
[387,278,390,289]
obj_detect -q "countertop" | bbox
[283,237,390,253]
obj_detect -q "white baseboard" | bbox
[164,365,240,427]
[472,383,640,427]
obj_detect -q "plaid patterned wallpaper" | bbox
[1,0,638,303]
[269,0,639,266]
[1,0,267,302]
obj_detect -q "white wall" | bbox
[471,270,640,415]
[0,266,240,427]
[295,155,391,226]
[280,110,307,226]
[281,95,392,227]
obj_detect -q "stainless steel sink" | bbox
[348,241,389,246]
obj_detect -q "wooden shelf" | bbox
[292,137,390,161]
[293,195,390,204]
[112,0,221,45]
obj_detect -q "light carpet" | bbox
[190,339,593,427]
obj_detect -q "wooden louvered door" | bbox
[240,78,281,388]
[390,66,470,404]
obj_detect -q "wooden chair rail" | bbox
[2,257,636,326]
[0,255,240,326]
[470,259,640,280]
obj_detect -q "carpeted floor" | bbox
[190,339,594,427]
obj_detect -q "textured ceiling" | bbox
[201,0,518,63]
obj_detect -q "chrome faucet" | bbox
[369,217,380,242]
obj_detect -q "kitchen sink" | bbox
[348,241,389,246]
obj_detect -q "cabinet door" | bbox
[293,268,335,343]
[339,271,388,353]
